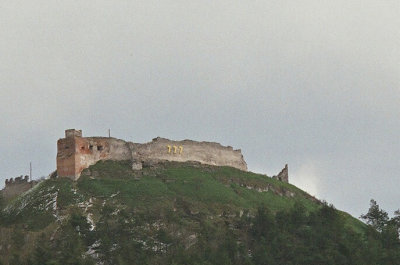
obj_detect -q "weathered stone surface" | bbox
[2,175,37,199]
[273,164,289,183]
[57,129,248,180]
[131,137,247,171]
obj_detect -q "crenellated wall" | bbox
[56,129,248,180]
[2,175,36,199]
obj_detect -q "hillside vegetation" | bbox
[0,161,398,265]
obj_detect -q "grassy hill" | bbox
[0,161,395,265]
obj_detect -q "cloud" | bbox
[291,160,322,198]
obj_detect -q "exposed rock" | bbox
[131,160,143,170]
[185,234,197,249]
[190,209,199,215]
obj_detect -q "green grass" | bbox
[83,160,135,179]
[339,210,368,234]
[78,162,313,215]
[0,178,80,230]
[1,160,373,265]
[1,160,365,233]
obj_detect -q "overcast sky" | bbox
[0,1,399,218]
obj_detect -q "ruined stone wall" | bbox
[74,137,131,180]
[56,130,248,180]
[56,137,76,177]
[273,164,289,183]
[131,137,247,171]
[2,176,35,199]
[57,135,131,180]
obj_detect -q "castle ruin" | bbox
[57,129,248,180]
[1,130,288,198]
[2,175,37,198]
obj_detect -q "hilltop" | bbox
[1,160,396,265]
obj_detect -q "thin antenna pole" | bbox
[29,162,32,182]
[108,129,111,138]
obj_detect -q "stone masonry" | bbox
[2,175,37,199]
[273,164,289,183]
[57,129,248,180]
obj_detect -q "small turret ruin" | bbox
[2,175,37,199]
[273,164,289,183]
[5,175,29,186]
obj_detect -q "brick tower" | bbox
[56,129,83,180]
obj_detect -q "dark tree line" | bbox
[2,198,400,265]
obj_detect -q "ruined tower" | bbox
[57,129,132,180]
[56,129,84,180]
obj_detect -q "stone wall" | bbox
[56,137,76,177]
[273,164,289,183]
[57,129,248,180]
[2,176,36,199]
[131,137,247,171]
[57,133,132,180]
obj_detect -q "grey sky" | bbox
[0,1,399,218]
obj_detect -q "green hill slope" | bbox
[0,161,396,265]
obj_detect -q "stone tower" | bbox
[56,129,84,180]
[57,129,132,180]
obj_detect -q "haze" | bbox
[0,1,399,218]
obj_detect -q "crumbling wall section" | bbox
[131,137,247,171]
[74,137,131,180]
[2,176,35,199]
[57,135,132,180]
[56,137,76,178]
[273,164,289,183]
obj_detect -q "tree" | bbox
[32,233,54,265]
[360,199,389,232]
[388,209,400,231]
[252,205,276,240]
[9,254,21,265]
[0,192,5,222]
[0,192,4,208]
